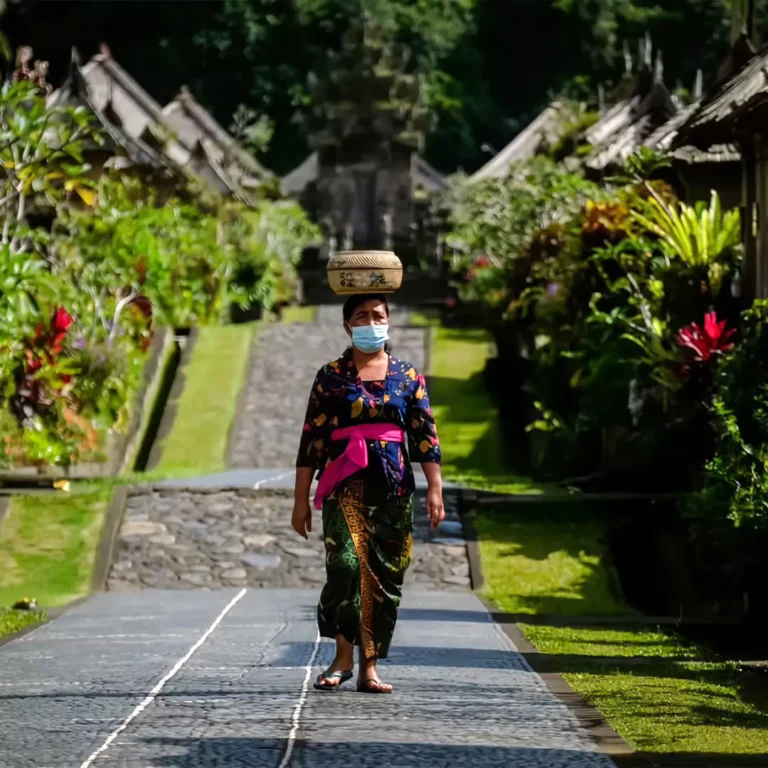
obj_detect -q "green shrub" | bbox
[696,301,768,527]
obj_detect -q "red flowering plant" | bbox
[9,307,78,427]
[674,311,737,404]
[678,311,736,365]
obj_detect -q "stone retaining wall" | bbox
[107,488,470,592]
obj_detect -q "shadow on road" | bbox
[140,736,617,767]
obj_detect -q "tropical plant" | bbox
[447,156,601,322]
[0,81,318,468]
[678,311,735,363]
[697,301,768,527]
[0,81,97,252]
[632,189,741,273]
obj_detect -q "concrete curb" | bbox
[91,486,129,592]
[459,488,484,590]
[485,599,649,767]
[146,329,198,472]
[0,598,88,651]
[226,322,259,469]
[118,328,177,474]
[462,490,645,766]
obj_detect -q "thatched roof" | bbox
[280,151,446,198]
[585,77,676,171]
[49,46,239,196]
[162,87,271,194]
[470,102,567,182]
[644,101,740,164]
[674,34,764,149]
[48,49,171,171]
[281,152,319,198]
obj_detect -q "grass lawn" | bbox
[155,322,257,474]
[0,489,110,609]
[429,325,553,495]
[0,607,47,639]
[477,508,768,757]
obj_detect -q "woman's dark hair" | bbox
[342,293,390,323]
[342,294,392,353]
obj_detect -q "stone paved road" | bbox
[0,589,615,768]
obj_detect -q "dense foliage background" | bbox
[4,0,761,175]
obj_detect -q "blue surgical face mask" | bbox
[349,323,389,353]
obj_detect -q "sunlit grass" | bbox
[478,507,768,756]
[429,326,554,495]
[0,490,110,608]
[476,512,625,616]
[155,322,257,474]
[0,607,46,640]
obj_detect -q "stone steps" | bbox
[109,304,472,593]
[108,487,471,592]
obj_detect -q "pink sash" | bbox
[313,424,406,510]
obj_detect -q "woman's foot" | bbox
[314,635,355,690]
[357,675,392,693]
[357,659,392,693]
[314,666,353,690]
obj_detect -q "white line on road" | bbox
[277,631,322,768]
[253,471,293,490]
[80,588,247,768]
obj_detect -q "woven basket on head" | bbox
[327,250,403,295]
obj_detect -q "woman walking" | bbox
[292,294,444,693]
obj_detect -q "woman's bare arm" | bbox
[292,467,315,538]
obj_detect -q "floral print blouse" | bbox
[296,349,441,500]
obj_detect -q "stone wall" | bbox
[108,488,470,592]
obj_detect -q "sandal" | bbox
[356,677,392,694]
[313,668,353,691]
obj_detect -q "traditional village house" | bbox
[48,46,245,201]
[162,87,272,203]
[584,50,677,177]
[469,101,574,182]
[643,97,741,209]
[673,33,768,297]
[47,48,176,197]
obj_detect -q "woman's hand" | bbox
[426,486,445,529]
[292,498,312,539]
[421,462,444,529]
